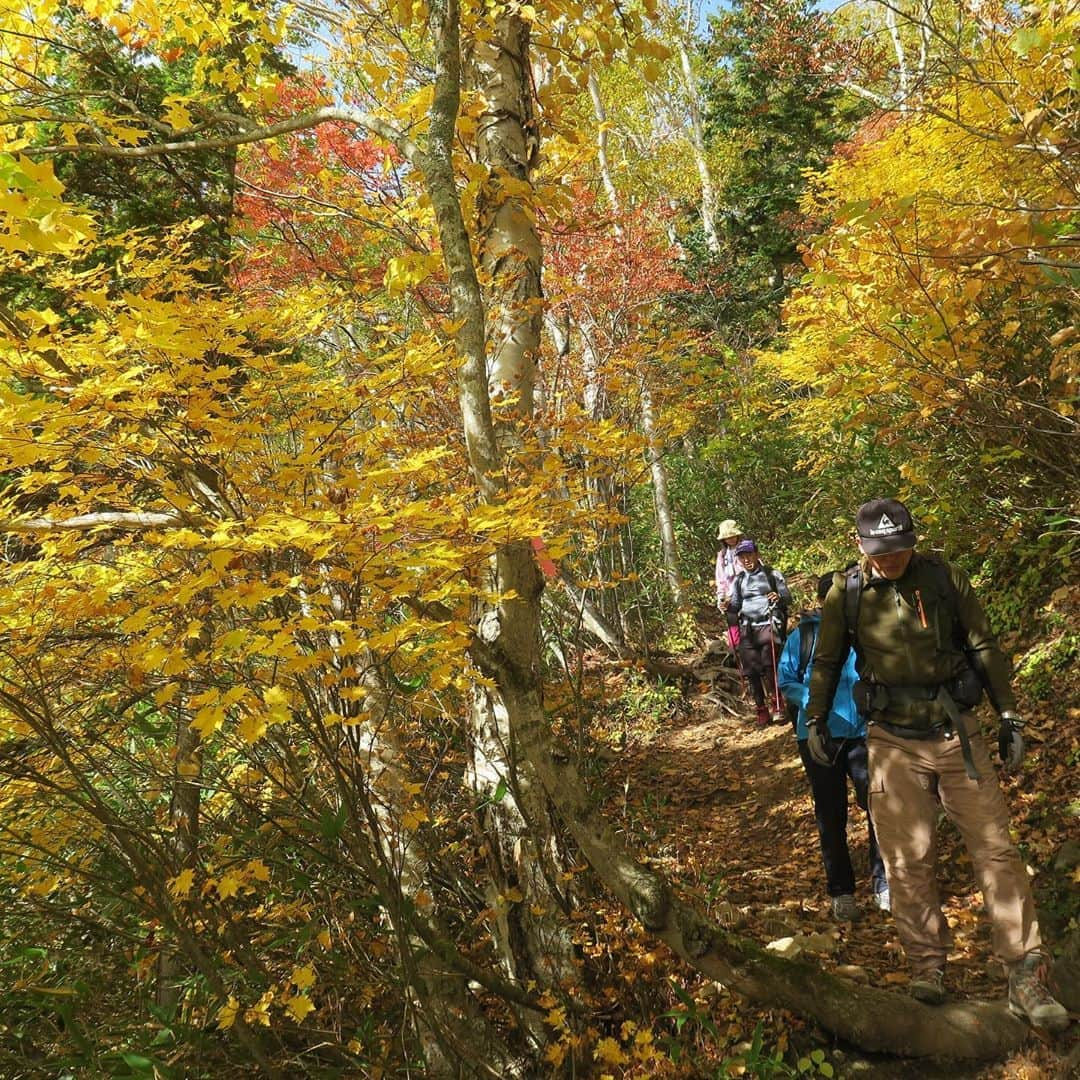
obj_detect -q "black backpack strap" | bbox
[763,565,788,624]
[924,554,1001,713]
[844,564,862,656]
[797,620,818,681]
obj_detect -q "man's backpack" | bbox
[842,557,951,653]
[841,556,990,710]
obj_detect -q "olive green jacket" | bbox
[806,552,1016,721]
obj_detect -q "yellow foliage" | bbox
[285,993,316,1022]
[594,1036,629,1066]
[216,996,240,1030]
[168,868,196,899]
[765,6,1078,491]
[0,0,704,1071]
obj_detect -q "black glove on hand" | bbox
[997,712,1024,772]
[806,719,836,767]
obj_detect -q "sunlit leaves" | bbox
[763,6,1078,540]
[0,154,95,254]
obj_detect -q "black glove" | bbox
[997,712,1024,772]
[806,718,836,767]
[726,607,739,628]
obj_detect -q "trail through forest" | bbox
[604,605,1080,1079]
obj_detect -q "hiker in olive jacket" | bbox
[805,498,1068,1032]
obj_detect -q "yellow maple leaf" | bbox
[16,154,65,198]
[244,991,274,1027]
[286,994,315,1022]
[160,96,193,131]
[544,1006,566,1029]
[594,1037,628,1066]
[246,859,270,882]
[210,549,235,574]
[26,875,59,896]
[216,872,242,900]
[190,699,225,739]
[217,997,239,1030]
[544,1042,567,1067]
[168,868,195,899]
[263,685,291,725]
[401,807,428,831]
[238,712,267,745]
[290,964,316,991]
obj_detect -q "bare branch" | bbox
[3,511,193,532]
[29,106,423,167]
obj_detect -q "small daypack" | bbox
[731,565,788,638]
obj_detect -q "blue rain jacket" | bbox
[778,612,863,741]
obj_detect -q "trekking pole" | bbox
[730,623,752,704]
[767,602,784,719]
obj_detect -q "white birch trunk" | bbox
[640,380,685,606]
[676,39,720,254]
[884,3,910,110]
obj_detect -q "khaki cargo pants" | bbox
[867,714,1041,974]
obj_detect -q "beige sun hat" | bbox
[716,519,743,540]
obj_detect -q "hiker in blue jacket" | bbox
[726,539,791,726]
[779,573,889,921]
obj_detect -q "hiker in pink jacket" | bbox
[715,519,744,650]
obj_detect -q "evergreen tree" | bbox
[689,0,865,345]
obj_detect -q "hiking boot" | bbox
[909,968,946,1006]
[770,709,786,725]
[754,704,770,727]
[873,887,891,913]
[1008,952,1070,1032]
[830,894,858,921]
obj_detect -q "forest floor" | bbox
[599,602,1080,1079]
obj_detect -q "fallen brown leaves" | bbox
[595,604,1079,1078]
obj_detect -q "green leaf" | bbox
[319,805,348,840]
[1010,27,1044,56]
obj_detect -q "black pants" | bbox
[737,623,780,707]
[797,737,887,898]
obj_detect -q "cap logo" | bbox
[865,511,905,537]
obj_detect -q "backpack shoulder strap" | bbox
[797,620,818,680]
[922,554,966,641]
[763,566,786,606]
[843,563,862,653]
